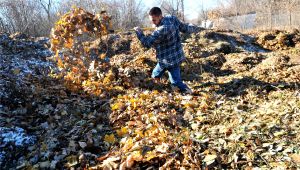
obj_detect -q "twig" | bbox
[233,160,253,164]
[259,155,271,168]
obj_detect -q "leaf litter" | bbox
[0,7,299,169]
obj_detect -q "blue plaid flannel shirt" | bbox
[136,15,200,68]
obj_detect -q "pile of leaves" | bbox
[255,29,300,51]
[1,7,299,169]
[50,6,113,94]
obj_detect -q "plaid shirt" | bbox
[136,15,200,68]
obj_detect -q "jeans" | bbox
[151,63,188,91]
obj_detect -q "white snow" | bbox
[0,127,36,146]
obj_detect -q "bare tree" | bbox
[284,0,300,27]
[38,0,52,21]
[56,0,146,30]
[157,0,185,21]
[58,0,104,14]
[180,0,184,21]
[0,0,59,36]
[107,0,145,30]
[0,0,34,34]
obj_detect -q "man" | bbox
[134,7,202,94]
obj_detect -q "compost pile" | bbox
[0,8,299,170]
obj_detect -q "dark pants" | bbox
[151,63,188,91]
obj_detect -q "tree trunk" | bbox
[289,10,292,27]
[269,0,273,29]
[181,0,184,21]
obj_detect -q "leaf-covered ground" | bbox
[0,28,300,169]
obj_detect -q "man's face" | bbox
[149,15,162,26]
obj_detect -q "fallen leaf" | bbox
[125,155,135,168]
[290,154,300,164]
[78,142,87,149]
[101,156,120,169]
[116,127,128,137]
[104,134,116,144]
[203,154,217,165]
[155,143,169,153]
[13,68,21,75]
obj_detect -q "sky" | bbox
[143,0,219,20]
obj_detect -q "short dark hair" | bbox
[149,7,162,16]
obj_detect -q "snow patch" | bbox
[0,151,5,162]
[0,127,36,146]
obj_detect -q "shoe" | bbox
[181,87,193,94]
[171,85,180,92]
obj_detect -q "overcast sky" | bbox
[143,0,219,20]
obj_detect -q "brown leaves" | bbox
[104,134,116,144]
[256,30,300,51]
[49,7,112,95]
[290,154,300,164]
[44,26,300,169]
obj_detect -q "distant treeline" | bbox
[0,0,189,37]
[1,0,299,37]
[0,0,148,37]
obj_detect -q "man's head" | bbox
[149,7,163,26]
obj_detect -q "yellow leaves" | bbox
[51,38,60,46]
[273,130,285,137]
[117,127,128,137]
[152,90,159,95]
[144,125,158,137]
[103,70,115,84]
[100,23,108,34]
[144,150,157,161]
[55,20,68,27]
[290,154,300,164]
[129,98,137,109]
[269,162,287,168]
[183,102,197,108]
[64,38,73,49]
[57,57,64,68]
[113,86,124,91]
[99,53,106,59]
[50,7,110,95]
[47,25,300,169]
[134,129,144,139]
[139,93,149,100]
[104,134,116,144]
[120,137,134,151]
[111,102,125,111]
[195,116,205,122]
[71,5,77,10]
[245,150,254,161]
[130,151,143,161]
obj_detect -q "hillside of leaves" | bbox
[1,8,300,170]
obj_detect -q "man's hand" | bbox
[134,27,142,33]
